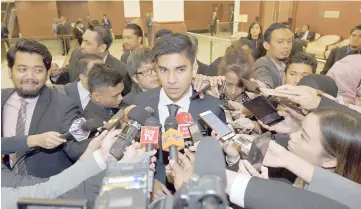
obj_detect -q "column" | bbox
[233,0,240,34]
[151,0,187,46]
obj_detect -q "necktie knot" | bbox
[167,104,180,117]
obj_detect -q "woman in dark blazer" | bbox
[246,21,266,60]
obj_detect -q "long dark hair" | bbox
[313,107,361,184]
[246,21,264,43]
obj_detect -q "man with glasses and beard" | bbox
[2,39,82,178]
[123,47,160,105]
[253,23,293,89]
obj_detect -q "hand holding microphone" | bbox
[27,132,67,149]
[165,151,195,190]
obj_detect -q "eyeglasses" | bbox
[135,68,156,77]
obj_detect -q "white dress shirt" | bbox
[158,86,193,132]
[229,172,252,208]
[2,92,39,137]
[77,81,91,110]
[103,51,109,63]
[301,31,309,40]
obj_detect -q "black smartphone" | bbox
[241,79,261,94]
[243,96,284,125]
[247,132,273,171]
[268,96,307,116]
[199,110,235,141]
[190,83,211,100]
[102,109,124,130]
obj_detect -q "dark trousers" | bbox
[61,38,70,55]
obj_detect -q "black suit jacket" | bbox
[122,84,143,106]
[243,177,349,209]
[105,53,132,96]
[120,51,130,64]
[321,46,349,75]
[208,57,222,76]
[1,87,82,178]
[134,87,226,184]
[296,31,316,42]
[68,48,83,83]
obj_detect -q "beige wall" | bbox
[16,1,58,38]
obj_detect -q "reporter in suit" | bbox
[123,47,160,105]
[54,54,103,111]
[253,23,293,88]
[69,24,132,95]
[134,34,226,185]
[121,24,143,65]
[226,171,350,209]
[2,39,82,178]
[321,25,361,74]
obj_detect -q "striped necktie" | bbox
[15,98,28,174]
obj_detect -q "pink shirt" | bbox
[2,92,39,137]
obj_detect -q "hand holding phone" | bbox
[199,110,235,141]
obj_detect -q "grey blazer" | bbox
[244,177,350,209]
[1,136,28,155]
[307,167,361,209]
[253,56,284,89]
[1,87,82,178]
[134,87,226,184]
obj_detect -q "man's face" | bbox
[265,28,293,61]
[157,53,195,102]
[8,52,48,98]
[92,83,124,108]
[81,30,105,55]
[123,29,142,51]
[302,25,308,32]
[132,62,160,91]
[349,29,361,50]
[285,63,314,86]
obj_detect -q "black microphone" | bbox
[109,106,151,160]
[60,118,99,141]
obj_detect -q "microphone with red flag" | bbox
[176,112,193,147]
[140,117,160,151]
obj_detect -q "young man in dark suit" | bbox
[133,33,226,189]
[120,24,143,64]
[123,47,160,105]
[83,63,125,125]
[54,54,102,111]
[253,23,293,88]
[321,24,361,75]
[68,24,132,95]
[2,39,82,178]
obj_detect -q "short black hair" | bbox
[127,47,154,77]
[189,35,199,53]
[88,20,100,28]
[7,39,52,71]
[88,25,113,50]
[285,52,318,74]
[152,33,196,64]
[124,24,143,44]
[350,24,361,34]
[264,23,289,43]
[87,63,124,93]
[76,54,102,75]
[155,29,173,39]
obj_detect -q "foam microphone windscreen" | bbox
[127,106,152,125]
[81,119,101,132]
[144,117,160,127]
[194,136,227,185]
[164,116,178,131]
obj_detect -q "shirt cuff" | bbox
[230,174,252,208]
[93,150,107,170]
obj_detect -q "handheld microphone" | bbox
[176,112,194,147]
[60,118,99,141]
[109,107,151,160]
[102,109,125,131]
[162,117,185,162]
[140,117,160,152]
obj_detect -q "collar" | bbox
[77,81,90,100]
[91,99,114,116]
[103,51,109,63]
[346,45,361,55]
[269,56,286,72]
[13,91,39,104]
[159,86,193,109]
